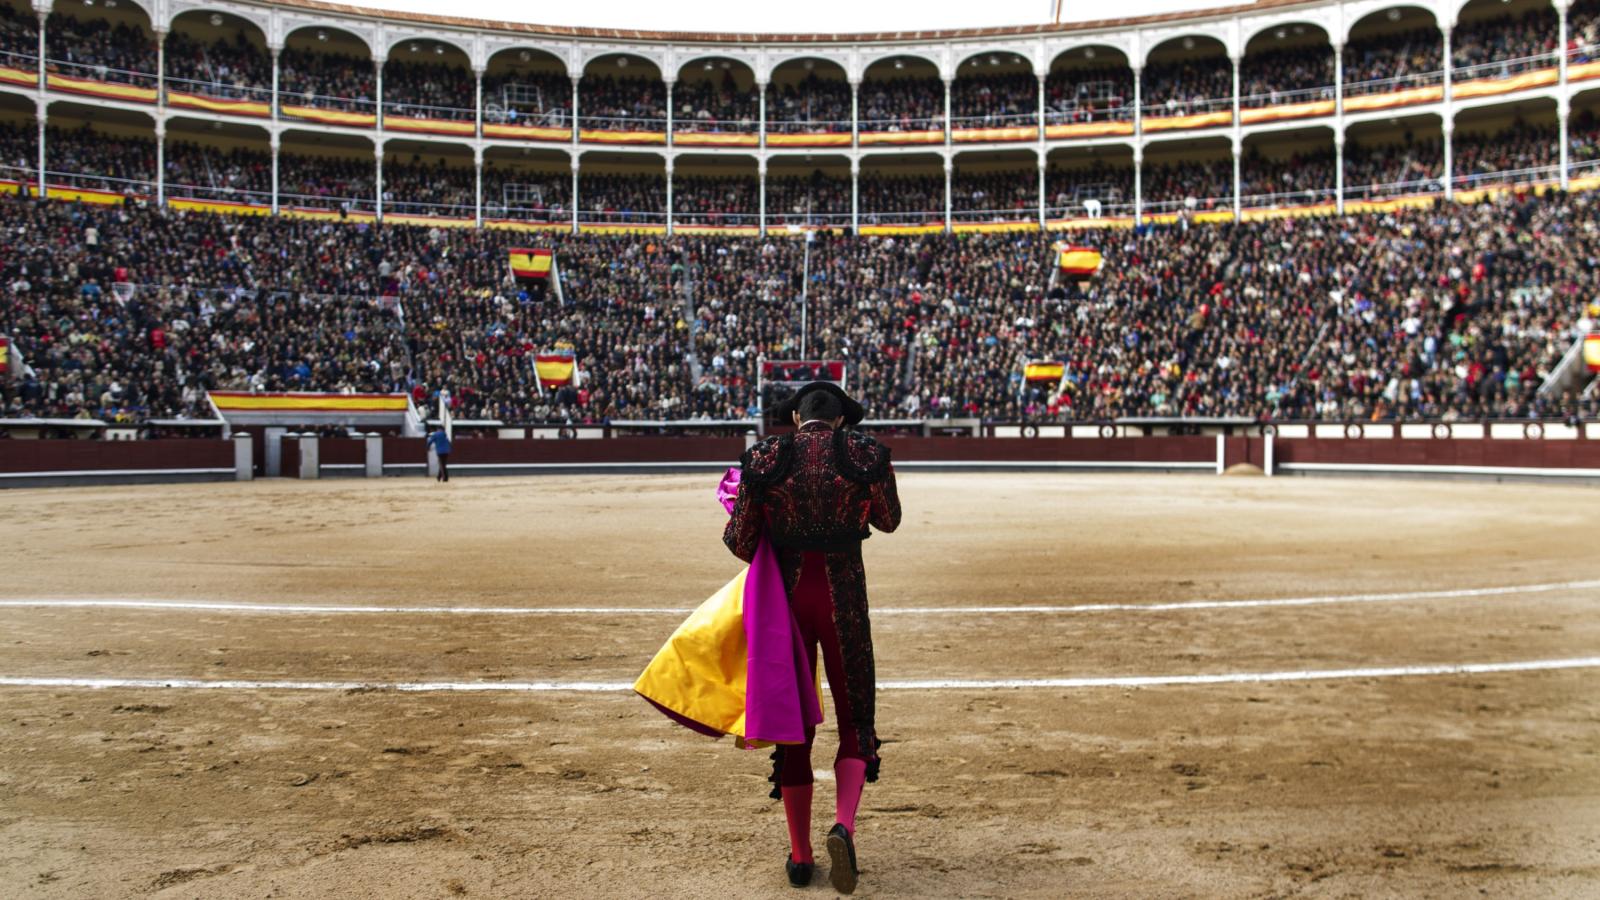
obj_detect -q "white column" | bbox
[1133,148,1143,224]
[1333,43,1344,120]
[35,11,44,89]
[1036,71,1046,135]
[1334,132,1345,214]
[35,97,45,198]
[757,158,766,236]
[943,76,952,144]
[1231,53,1240,126]
[155,121,165,205]
[270,132,280,214]
[850,158,859,232]
[943,157,952,233]
[1442,23,1453,203]
[474,147,483,227]
[757,79,767,150]
[850,78,860,147]
[1560,5,1570,190]
[665,79,674,146]
[474,68,484,140]
[156,28,167,109]
[570,156,580,234]
[665,158,673,235]
[375,56,385,132]
[570,75,581,142]
[1443,122,1454,201]
[1232,136,1241,220]
[1036,157,1046,228]
[271,47,280,120]
[375,147,384,220]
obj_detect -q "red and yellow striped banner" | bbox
[0,336,9,374]
[482,122,572,142]
[1571,61,1600,83]
[576,222,667,235]
[534,354,576,386]
[484,219,570,233]
[1585,334,1600,373]
[44,185,132,205]
[765,132,852,147]
[382,212,476,229]
[1240,99,1335,125]
[1044,121,1134,139]
[1343,85,1444,113]
[1240,201,1338,222]
[209,392,409,412]
[280,104,377,128]
[382,115,476,137]
[858,129,944,146]
[0,65,39,87]
[1142,110,1233,133]
[952,125,1039,143]
[1057,245,1102,276]
[858,222,946,235]
[509,247,553,280]
[1024,361,1065,382]
[167,91,271,117]
[1452,66,1558,100]
[578,128,667,145]
[1046,216,1137,231]
[674,224,762,236]
[952,220,1039,234]
[280,206,378,224]
[46,73,157,103]
[673,132,760,147]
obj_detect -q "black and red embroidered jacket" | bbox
[723,422,901,560]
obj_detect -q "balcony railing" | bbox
[1046,198,1136,220]
[45,169,152,194]
[0,47,38,72]
[45,58,157,90]
[951,110,1039,129]
[951,205,1040,223]
[1452,162,1560,190]
[1238,83,1335,109]
[1342,175,1442,200]
[384,197,476,219]
[578,207,668,225]
[763,210,853,227]
[277,87,378,117]
[1141,194,1232,215]
[1240,186,1336,209]
[674,210,761,227]
[1342,69,1444,97]
[1141,94,1233,118]
[578,114,668,133]
[0,161,36,183]
[672,116,761,134]
[382,99,476,122]
[1044,102,1134,125]
[858,209,945,226]
[166,182,274,205]
[765,117,853,134]
[164,75,273,105]
[482,203,571,223]
[278,190,377,215]
[1451,49,1560,82]
[857,115,945,133]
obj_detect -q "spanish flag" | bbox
[1585,334,1600,373]
[535,352,576,386]
[0,337,9,374]
[509,247,553,283]
[1057,246,1103,277]
[1024,360,1065,382]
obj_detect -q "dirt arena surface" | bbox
[1,473,1598,898]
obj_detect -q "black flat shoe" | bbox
[786,855,814,888]
[826,824,858,895]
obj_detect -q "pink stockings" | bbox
[779,553,872,861]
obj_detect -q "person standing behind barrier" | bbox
[426,428,452,482]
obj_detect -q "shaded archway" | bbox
[1241,126,1335,208]
[383,39,474,123]
[281,27,376,120]
[766,58,851,136]
[0,91,36,187]
[44,101,155,195]
[1142,136,1231,214]
[1570,88,1600,181]
[164,116,271,204]
[674,57,758,137]
[952,149,1038,223]
[673,153,758,227]
[1452,0,1559,81]
[483,146,570,223]
[575,150,665,226]
[1142,36,1231,120]
[1240,24,1333,108]
[279,129,376,215]
[1046,46,1134,129]
[1343,113,1443,200]
[166,10,271,109]
[484,47,570,129]
[1453,97,1559,189]
[859,55,943,138]
[580,54,665,135]
[766,153,850,227]
[1045,144,1133,220]
[952,51,1036,131]
[45,0,157,90]
[1345,7,1442,96]
[382,139,475,219]
[858,153,944,225]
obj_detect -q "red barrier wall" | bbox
[0,439,233,473]
[319,438,368,467]
[882,436,1217,464]
[384,436,749,466]
[1275,438,1600,470]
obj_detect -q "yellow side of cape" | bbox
[634,567,751,738]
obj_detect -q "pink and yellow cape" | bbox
[633,468,824,748]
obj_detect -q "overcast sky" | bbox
[347,0,1220,33]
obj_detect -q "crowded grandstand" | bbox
[0,0,1598,427]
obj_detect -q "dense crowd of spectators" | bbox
[1143,158,1233,209]
[1570,111,1600,174]
[577,173,666,223]
[858,172,944,223]
[0,189,1596,423]
[1240,43,1334,103]
[1345,137,1443,195]
[1574,0,1600,57]
[383,57,475,118]
[1453,120,1560,186]
[766,172,851,224]
[766,76,853,131]
[481,166,569,222]
[46,125,153,192]
[165,142,272,200]
[579,75,667,128]
[952,170,1037,220]
[44,12,155,83]
[1452,6,1560,75]
[482,69,571,126]
[1240,148,1337,203]
[1046,163,1134,216]
[859,76,944,130]
[1344,26,1442,91]
[1142,54,1233,116]
[163,30,271,97]
[279,152,375,210]
[1046,64,1135,124]
[0,3,37,61]
[0,119,35,182]
[278,46,375,109]
[381,156,475,216]
[673,73,758,132]
[673,175,758,225]
[952,72,1038,127]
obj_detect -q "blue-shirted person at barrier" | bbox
[426,429,452,482]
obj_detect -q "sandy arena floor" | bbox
[0,472,1597,898]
